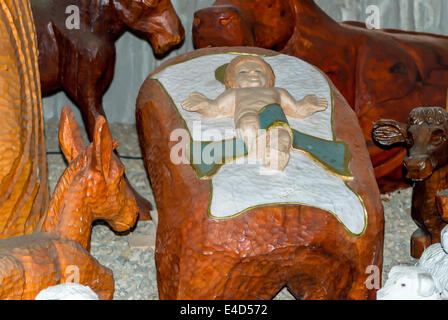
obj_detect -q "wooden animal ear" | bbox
[59,106,86,162]
[91,115,114,182]
[372,120,408,147]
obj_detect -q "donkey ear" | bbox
[91,116,116,182]
[372,120,408,147]
[59,106,86,162]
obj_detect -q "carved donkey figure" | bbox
[0,107,138,299]
[373,106,448,258]
[31,0,185,137]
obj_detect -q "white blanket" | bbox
[152,53,367,236]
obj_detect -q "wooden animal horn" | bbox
[59,106,86,162]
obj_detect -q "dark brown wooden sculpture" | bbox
[0,107,139,300]
[30,0,186,220]
[136,47,384,300]
[193,0,448,193]
[0,0,49,239]
[31,0,185,136]
[373,106,448,259]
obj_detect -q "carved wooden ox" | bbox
[193,0,448,193]
[31,0,185,137]
[0,107,138,300]
[373,107,448,258]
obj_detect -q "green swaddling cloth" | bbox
[189,104,352,179]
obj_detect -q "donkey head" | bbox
[373,107,448,182]
[59,107,138,232]
[112,0,184,55]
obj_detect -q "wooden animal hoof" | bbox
[411,229,431,259]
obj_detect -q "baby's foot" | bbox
[264,128,292,171]
[264,147,291,171]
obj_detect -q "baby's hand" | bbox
[296,94,328,118]
[181,92,212,113]
[302,94,328,111]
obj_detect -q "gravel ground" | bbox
[44,121,418,300]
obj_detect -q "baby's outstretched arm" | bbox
[279,89,328,119]
[181,91,235,118]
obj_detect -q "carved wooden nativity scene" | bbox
[1,0,448,301]
[136,48,383,299]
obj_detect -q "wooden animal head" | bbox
[373,107,448,181]
[193,0,295,50]
[46,107,138,245]
[112,0,184,55]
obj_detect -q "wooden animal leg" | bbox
[58,32,114,139]
[63,75,108,140]
[59,35,152,218]
[411,228,432,259]
[53,238,114,300]
[0,254,25,300]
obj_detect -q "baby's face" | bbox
[233,61,269,88]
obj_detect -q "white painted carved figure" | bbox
[377,265,440,300]
[35,283,99,300]
[418,225,448,299]
[378,225,448,300]
[181,55,328,171]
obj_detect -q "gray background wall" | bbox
[42,0,448,125]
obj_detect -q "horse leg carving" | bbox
[57,31,110,137]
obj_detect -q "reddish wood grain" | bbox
[373,107,448,258]
[30,0,186,220]
[31,0,184,136]
[0,0,49,239]
[0,108,139,300]
[136,47,384,300]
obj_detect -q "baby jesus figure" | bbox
[181,55,328,171]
